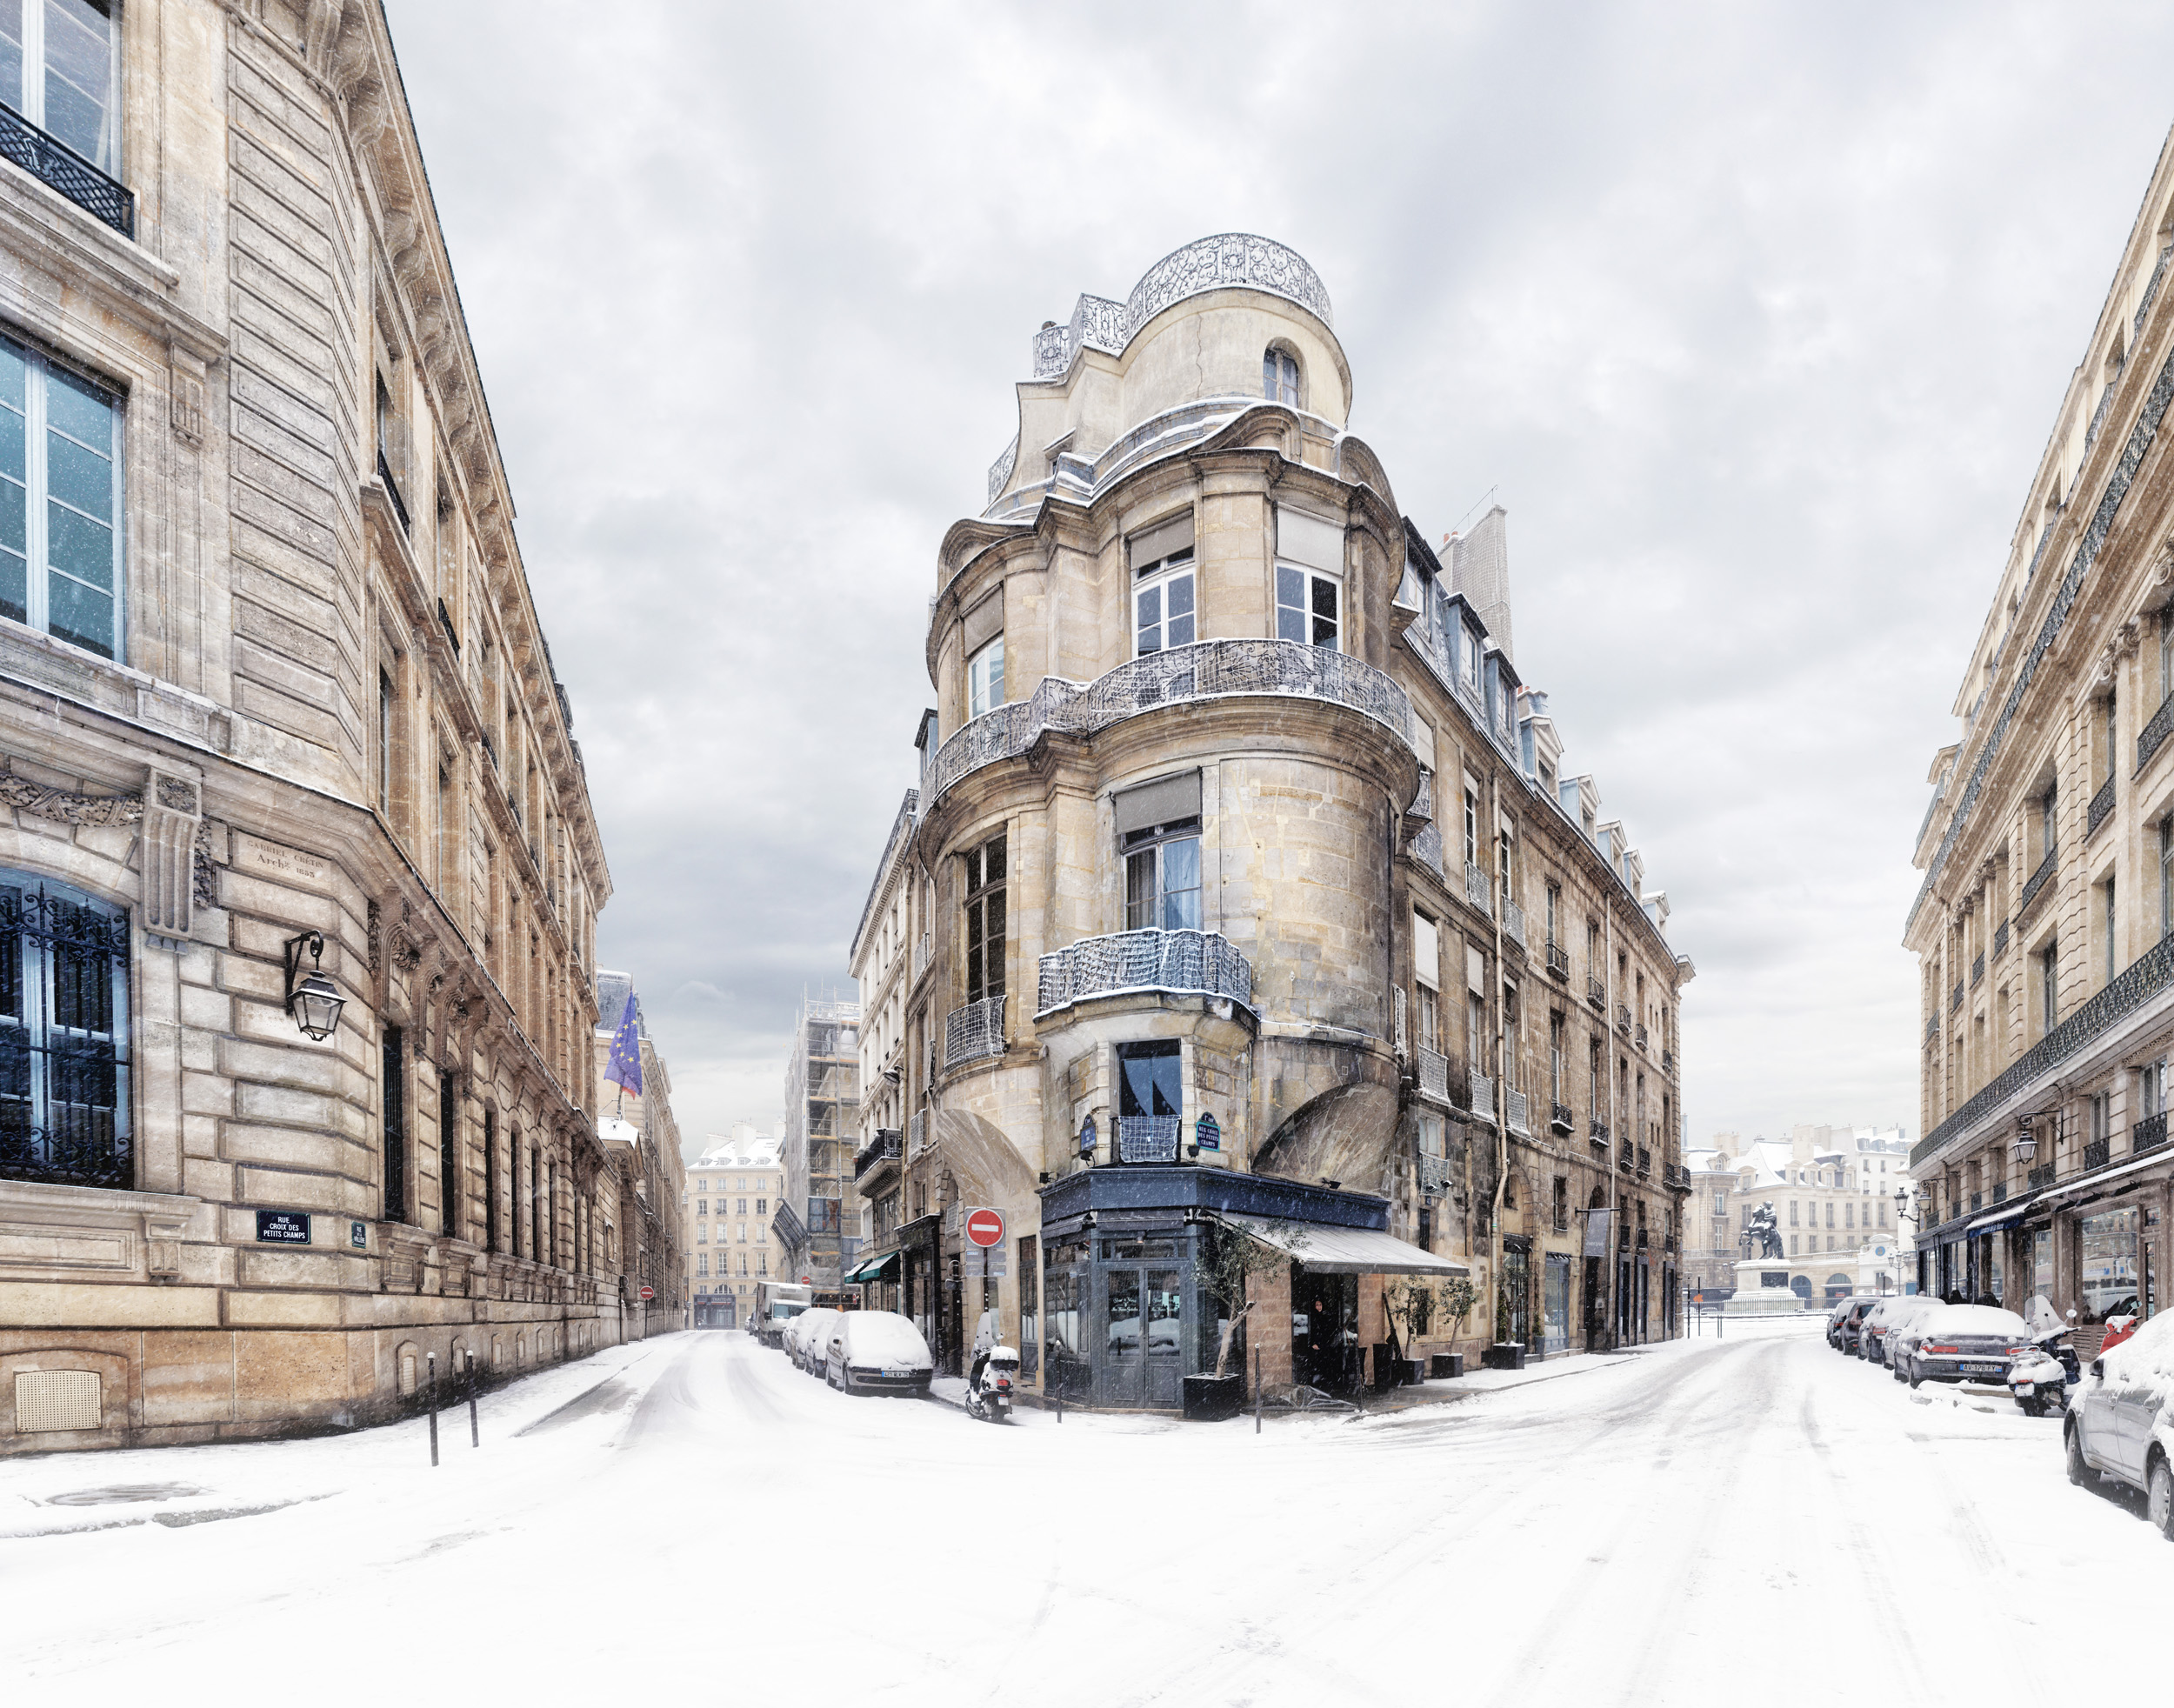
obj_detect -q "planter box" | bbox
[1483,1342,1527,1371]
[1183,1372,1245,1421]
[1396,1358,1425,1386]
[1430,1352,1465,1379]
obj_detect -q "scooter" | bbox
[2010,1326,2082,1417]
[965,1345,1020,1424]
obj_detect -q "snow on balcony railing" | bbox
[1502,897,1527,952]
[944,996,1006,1070]
[1117,1116,1180,1164]
[1036,928,1253,1015]
[1471,1073,1496,1121]
[1507,1089,1530,1136]
[908,1111,928,1155]
[924,640,1412,810]
[1464,861,1491,916]
[1419,1153,1455,1198]
[1417,1045,1449,1102]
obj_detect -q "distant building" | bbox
[687,1124,785,1328]
[1683,1125,1912,1302]
[595,971,687,1334]
[779,998,861,1301]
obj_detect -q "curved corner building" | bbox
[848,237,1691,1408]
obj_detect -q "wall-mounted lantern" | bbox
[283,930,344,1040]
[2011,1117,2037,1162]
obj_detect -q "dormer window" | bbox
[1264,347,1299,407]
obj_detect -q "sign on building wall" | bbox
[256,1210,310,1244]
[1582,1208,1612,1258]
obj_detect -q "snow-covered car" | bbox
[1824,1296,1857,1350]
[2067,1308,2174,1535]
[826,1311,935,1396]
[1900,1303,2030,1388]
[790,1308,841,1372]
[1835,1296,1887,1355]
[1860,1295,1934,1367]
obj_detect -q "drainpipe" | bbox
[1605,892,1619,1351]
[1489,764,1508,1349]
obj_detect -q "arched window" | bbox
[0,876,130,1190]
[1263,346,1299,407]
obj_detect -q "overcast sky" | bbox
[380,1,2174,1157]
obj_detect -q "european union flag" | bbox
[605,993,644,1098]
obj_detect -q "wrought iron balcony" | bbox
[1464,860,1492,917]
[1587,974,1606,1011]
[1971,952,1984,988]
[1506,1089,1530,1135]
[2143,691,2174,773]
[1616,1004,1631,1034]
[923,639,1412,808]
[1117,1115,1180,1164]
[1951,981,1963,1014]
[1418,1152,1455,1198]
[944,996,1006,1070]
[2027,1162,2055,1189]
[2089,777,2116,838]
[1502,897,1527,951]
[853,1130,902,1182]
[1470,1073,1495,1121]
[1635,1022,1650,1052]
[2018,849,2056,917]
[0,103,132,237]
[1417,1044,1450,1103]
[1617,1146,1633,1173]
[1546,939,1569,979]
[1663,1049,1677,1075]
[1550,1101,1573,1135]
[1590,1118,1610,1146]
[2137,1111,2170,1154]
[1992,918,2010,959]
[1924,1015,1938,1044]
[2084,1138,2111,1171]
[1036,928,1252,1014]
[1637,1147,1651,1176]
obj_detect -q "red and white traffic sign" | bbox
[638,1284,655,1301]
[964,1206,1005,1249]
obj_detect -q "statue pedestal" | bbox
[1724,1258,1805,1316]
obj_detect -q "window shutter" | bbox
[1112,771,1202,836]
[1414,912,1440,989]
[963,588,1004,652]
[1275,505,1343,573]
[1127,512,1195,571]
[1466,944,1487,996]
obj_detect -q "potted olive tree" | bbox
[1382,1277,1437,1385]
[1433,1277,1477,1378]
[1188,1222,1294,1420]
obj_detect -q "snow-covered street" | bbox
[3,1321,2165,1705]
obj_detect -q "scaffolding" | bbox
[782,993,863,1294]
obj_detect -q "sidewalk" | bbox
[1353,1349,1638,1415]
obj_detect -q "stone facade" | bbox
[1908,127,2174,1340]
[0,2,628,1453]
[687,1125,784,1326]
[593,971,685,1335]
[779,997,859,1301]
[851,237,1692,1404]
[1684,1126,1911,1302]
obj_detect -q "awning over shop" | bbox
[1967,1200,2036,1234]
[847,1250,900,1284]
[1213,1213,1470,1276]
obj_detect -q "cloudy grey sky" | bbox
[381,1,2174,1156]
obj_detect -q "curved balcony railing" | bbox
[944,996,1006,1070]
[924,640,1413,809]
[1117,1116,1181,1164]
[1036,928,1253,1015]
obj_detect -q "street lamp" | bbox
[283,931,344,1041]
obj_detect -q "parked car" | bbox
[1860,1295,1934,1367]
[2066,1307,2174,1535]
[790,1307,842,1372]
[1825,1296,1858,1350]
[1900,1303,2031,1388]
[1836,1297,1887,1355]
[1885,1297,1945,1382]
[826,1311,935,1396]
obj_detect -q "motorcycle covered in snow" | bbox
[2011,1295,2082,1417]
[966,1345,1020,1424]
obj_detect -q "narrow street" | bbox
[2,1322,2158,1705]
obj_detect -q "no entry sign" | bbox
[964,1206,1005,1248]
[639,1284,655,1301]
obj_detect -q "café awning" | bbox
[847,1250,900,1284]
[1211,1213,1470,1276]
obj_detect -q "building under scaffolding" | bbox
[780,997,863,1299]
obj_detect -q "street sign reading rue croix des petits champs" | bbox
[255,1210,310,1244]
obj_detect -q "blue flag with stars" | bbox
[605,993,643,1098]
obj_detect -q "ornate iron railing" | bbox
[2084,1138,2111,1171]
[377,447,410,535]
[1971,952,1984,988]
[1637,1148,1651,1176]
[1417,1045,1449,1103]
[1993,918,2010,960]
[0,103,132,237]
[1464,860,1492,916]
[2138,1112,2170,1153]
[923,640,1411,807]
[943,996,1006,1070]
[1117,1116,1180,1164]
[853,1131,902,1180]
[1419,1153,1455,1198]
[1506,1089,1530,1136]
[1951,981,1964,1014]
[1635,1022,1650,1052]
[2089,777,2116,838]
[1470,1073,1495,1121]
[2086,377,2117,450]
[1616,1004,1632,1034]
[1590,1118,1610,1145]
[1036,928,1252,1014]
[1587,974,1606,1010]
[2142,692,2174,773]
[2028,1162,2055,1190]
[0,886,131,1191]
[986,437,1018,506]
[1546,939,1569,978]
[1663,1050,1677,1075]
[1912,929,2174,1167]
[2018,849,2056,916]
[1550,1101,1573,1134]
[1924,1015,1938,1044]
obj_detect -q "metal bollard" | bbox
[467,1351,480,1448]
[426,1351,439,1467]
[1254,1347,1262,1435]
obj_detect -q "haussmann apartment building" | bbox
[1909,123,2174,1358]
[0,1,637,1453]
[846,234,1693,1410]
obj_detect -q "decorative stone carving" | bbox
[140,762,202,944]
[0,769,141,826]
[367,898,382,974]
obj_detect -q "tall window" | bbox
[2105,877,2118,984]
[1545,883,1560,949]
[1275,563,1339,650]
[378,667,394,812]
[0,0,117,170]
[1549,1011,1564,1104]
[963,831,1006,1006]
[1263,347,1298,406]
[1124,815,1200,931]
[1134,544,1194,655]
[1117,1038,1183,1149]
[1589,1036,1602,1118]
[2039,938,2057,1033]
[383,1024,406,1224]
[2039,785,2057,867]
[1415,909,1440,1051]
[483,1108,498,1252]
[2162,820,2174,940]
[0,877,128,1189]
[967,635,1004,718]
[1464,788,1480,866]
[0,340,120,658]
[438,1071,458,1240]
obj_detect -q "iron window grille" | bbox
[2089,776,2116,838]
[0,878,130,1191]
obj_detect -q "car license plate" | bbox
[1961,1361,2001,1373]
